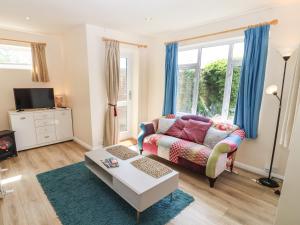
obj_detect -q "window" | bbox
[0,44,32,69]
[177,39,244,121]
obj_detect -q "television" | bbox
[13,88,55,110]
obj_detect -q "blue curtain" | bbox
[234,25,270,138]
[163,43,178,115]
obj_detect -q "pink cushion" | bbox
[181,120,211,144]
[165,119,211,144]
[165,119,187,138]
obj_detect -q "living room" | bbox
[0,1,299,225]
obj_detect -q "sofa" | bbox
[138,114,245,187]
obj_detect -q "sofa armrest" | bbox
[137,122,156,150]
[206,129,245,178]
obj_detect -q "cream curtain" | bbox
[280,48,300,148]
[31,43,49,82]
[103,40,120,146]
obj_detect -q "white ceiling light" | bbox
[144,17,152,22]
[25,16,30,21]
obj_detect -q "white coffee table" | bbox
[84,145,179,222]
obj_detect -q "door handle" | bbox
[20,117,26,120]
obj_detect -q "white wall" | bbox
[0,23,149,150]
[145,3,300,177]
[0,29,65,130]
[63,25,93,147]
[63,24,149,149]
[275,103,300,225]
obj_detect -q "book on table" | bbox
[101,157,119,168]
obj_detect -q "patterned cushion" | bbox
[165,119,187,138]
[144,133,164,146]
[181,119,211,144]
[165,114,176,119]
[157,118,176,134]
[181,114,212,123]
[203,127,230,149]
[144,134,212,166]
[179,142,212,166]
[213,122,239,132]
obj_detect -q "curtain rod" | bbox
[102,37,147,48]
[0,37,46,45]
[165,19,278,45]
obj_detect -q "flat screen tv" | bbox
[13,88,55,110]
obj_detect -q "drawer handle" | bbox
[44,136,50,138]
[20,117,26,120]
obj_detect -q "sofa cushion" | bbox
[143,133,212,166]
[165,114,176,119]
[165,119,187,138]
[181,119,211,144]
[213,122,239,132]
[181,114,211,123]
[203,127,230,149]
[157,118,176,134]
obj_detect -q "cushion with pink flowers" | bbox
[213,122,239,132]
[165,114,176,119]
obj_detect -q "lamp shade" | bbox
[266,85,278,95]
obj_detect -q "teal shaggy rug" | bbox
[37,162,194,225]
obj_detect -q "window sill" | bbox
[0,66,31,71]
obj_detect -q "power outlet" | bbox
[264,166,278,173]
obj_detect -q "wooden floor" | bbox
[0,141,279,225]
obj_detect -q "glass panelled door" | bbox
[118,56,132,140]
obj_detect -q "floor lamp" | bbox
[258,55,290,188]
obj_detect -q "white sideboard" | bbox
[8,108,73,151]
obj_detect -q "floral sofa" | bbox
[138,114,245,187]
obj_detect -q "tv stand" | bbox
[8,108,73,151]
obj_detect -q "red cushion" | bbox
[165,119,187,138]
[181,119,211,144]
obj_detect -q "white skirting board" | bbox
[234,161,284,180]
[73,137,102,151]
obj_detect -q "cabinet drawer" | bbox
[11,114,33,122]
[36,126,56,144]
[34,112,54,120]
[35,119,55,127]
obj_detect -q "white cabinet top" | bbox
[8,108,71,115]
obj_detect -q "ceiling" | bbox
[0,0,290,36]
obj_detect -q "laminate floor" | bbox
[0,141,279,225]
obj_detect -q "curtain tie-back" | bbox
[108,103,117,117]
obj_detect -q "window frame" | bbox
[177,37,244,120]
